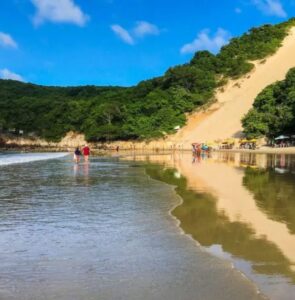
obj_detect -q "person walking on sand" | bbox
[74,147,82,163]
[82,144,90,162]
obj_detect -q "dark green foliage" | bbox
[1,19,294,142]
[243,67,295,138]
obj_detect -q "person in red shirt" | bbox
[82,144,90,162]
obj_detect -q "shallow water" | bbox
[0,153,262,300]
[132,152,295,300]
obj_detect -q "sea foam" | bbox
[0,152,68,166]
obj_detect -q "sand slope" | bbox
[169,27,295,148]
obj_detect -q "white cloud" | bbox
[235,7,242,14]
[133,21,160,38]
[252,0,287,17]
[0,69,25,82]
[111,24,134,45]
[31,0,89,26]
[0,32,18,48]
[111,21,161,45]
[181,28,231,54]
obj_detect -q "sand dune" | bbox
[169,27,295,148]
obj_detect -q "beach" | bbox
[2,3,295,300]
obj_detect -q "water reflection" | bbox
[129,152,295,299]
[1,156,264,300]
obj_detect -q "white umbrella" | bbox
[275,135,289,140]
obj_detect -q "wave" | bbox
[0,152,69,166]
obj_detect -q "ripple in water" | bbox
[0,154,262,300]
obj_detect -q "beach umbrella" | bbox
[275,135,289,140]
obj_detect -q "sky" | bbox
[0,0,294,87]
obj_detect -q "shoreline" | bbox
[215,147,295,155]
[2,145,295,155]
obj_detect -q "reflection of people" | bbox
[82,144,90,162]
[192,153,201,163]
[73,163,79,176]
[74,147,82,163]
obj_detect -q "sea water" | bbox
[0,153,262,300]
[0,152,67,166]
[132,152,295,300]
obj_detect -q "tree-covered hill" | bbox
[242,67,295,139]
[1,19,295,142]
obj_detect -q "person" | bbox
[82,144,90,162]
[192,144,196,154]
[74,147,82,163]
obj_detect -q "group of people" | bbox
[192,143,210,156]
[74,145,90,163]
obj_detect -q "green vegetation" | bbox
[243,67,295,138]
[1,19,295,142]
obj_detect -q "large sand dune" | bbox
[98,28,295,151]
[168,27,295,148]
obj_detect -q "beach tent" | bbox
[275,135,289,140]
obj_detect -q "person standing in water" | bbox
[74,147,82,163]
[82,144,90,162]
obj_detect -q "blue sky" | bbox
[0,0,294,86]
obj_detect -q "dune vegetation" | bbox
[1,19,295,142]
[242,67,295,139]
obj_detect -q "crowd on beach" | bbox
[191,134,295,154]
[270,135,295,148]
